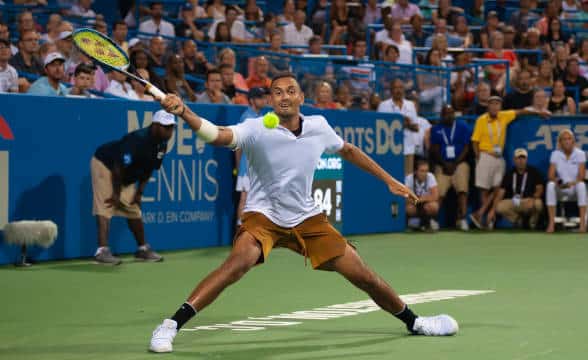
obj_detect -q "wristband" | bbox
[197,118,219,143]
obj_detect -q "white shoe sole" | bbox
[149,344,173,353]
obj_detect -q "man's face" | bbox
[488,100,502,116]
[441,106,455,124]
[391,80,404,100]
[19,12,34,32]
[57,36,72,55]
[206,73,223,92]
[0,25,9,41]
[514,155,527,170]
[251,96,267,109]
[354,41,367,58]
[294,11,305,27]
[518,71,531,91]
[435,20,447,34]
[415,164,428,182]
[151,4,164,19]
[226,9,238,24]
[568,61,579,76]
[270,33,282,48]
[153,123,175,142]
[74,71,93,91]
[150,37,166,56]
[477,84,490,101]
[113,23,128,40]
[220,68,234,86]
[309,40,321,54]
[20,31,39,54]
[0,42,11,62]
[45,61,64,81]
[183,40,196,57]
[270,76,304,118]
[255,57,269,77]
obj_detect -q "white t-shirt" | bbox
[380,38,413,64]
[229,114,344,227]
[138,19,176,38]
[0,64,18,93]
[405,172,437,197]
[282,23,314,46]
[105,80,139,100]
[550,148,586,184]
[377,98,419,155]
[207,19,252,41]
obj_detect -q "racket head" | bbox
[72,28,130,71]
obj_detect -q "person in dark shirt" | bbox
[487,148,544,229]
[563,57,588,113]
[91,110,176,265]
[503,69,534,110]
[9,29,43,75]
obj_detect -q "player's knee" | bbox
[424,202,439,215]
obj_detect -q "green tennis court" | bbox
[1,231,587,360]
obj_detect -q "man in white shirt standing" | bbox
[405,160,440,230]
[546,129,587,233]
[0,39,18,93]
[283,10,314,46]
[139,2,175,38]
[148,74,459,353]
[377,78,421,175]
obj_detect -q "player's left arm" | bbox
[338,142,418,203]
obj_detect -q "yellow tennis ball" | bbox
[263,112,279,129]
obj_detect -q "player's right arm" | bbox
[160,94,236,147]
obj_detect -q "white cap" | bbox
[59,31,72,40]
[43,52,65,67]
[128,37,141,48]
[152,110,176,126]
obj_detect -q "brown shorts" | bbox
[91,157,142,219]
[435,162,470,197]
[237,212,348,269]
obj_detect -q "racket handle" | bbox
[146,83,166,101]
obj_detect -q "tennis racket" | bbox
[71,28,166,100]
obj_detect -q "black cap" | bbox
[248,87,268,100]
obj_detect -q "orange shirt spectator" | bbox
[245,56,271,89]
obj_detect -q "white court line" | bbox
[182,289,495,332]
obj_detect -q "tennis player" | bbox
[149,74,458,353]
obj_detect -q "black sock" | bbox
[171,303,196,330]
[394,305,417,331]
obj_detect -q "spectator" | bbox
[70,0,96,18]
[374,16,394,58]
[94,19,108,35]
[470,96,549,230]
[196,69,231,104]
[432,0,464,27]
[483,31,518,94]
[256,14,277,43]
[363,0,381,26]
[41,13,62,43]
[279,0,296,24]
[536,1,560,36]
[16,11,37,36]
[335,83,353,109]
[508,0,539,33]
[391,0,422,25]
[546,129,587,233]
[552,45,569,80]
[0,39,18,93]
[541,17,571,57]
[283,10,314,46]
[67,63,96,98]
[563,57,588,113]
[112,21,129,55]
[128,38,144,53]
[39,42,57,63]
[139,2,175,38]
[27,52,68,96]
[208,5,251,43]
[453,16,473,48]
[424,19,463,48]
[487,148,544,229]
[576,38,588,78]
[549,78,577,114]
[503,69,535,110]
[418,48,445,114]
[502,25,517,50]
[535,60,554,88]
[369,92,382,111]
[468,81,493,115]
[329,0,349,45]
[213,22,232,42]
[130,49,165,93]
[182,40,211,79]
[130,69,154,101]
[105,70,138,100]
[56,31,74,68]
[267,32,289,75]
[480,11,500,49]
[525,88,551,113]
[419,0,438,21]
[164,54,196,102]
[184,0,207,19]
[10,30,43,76]
[519,28,543,73]
[405,160,440,231]
[378,78,420,175]
[176,3,205,41]
[384,21,413,64]
[306,35,324,55]
[0,22,18,55]
[244,0,263,22]
[147,36,167,68]
[451,51,475,111]
[245,56,271,89]
[218,48,248,92]
[314,81,342,109]
[431,33,453,62]
[430,105,471,230]
[407,14,427,47]
[207,0,227,19]
[219,63,248,105]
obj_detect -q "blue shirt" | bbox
[94,126,168,185]
[237,107,264,177]
[27,76,68,96]
[430,120,472,162]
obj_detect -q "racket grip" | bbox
[146,83,166,101]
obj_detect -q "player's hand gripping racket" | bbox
[71,28,166,100]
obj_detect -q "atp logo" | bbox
[0,114,13,228]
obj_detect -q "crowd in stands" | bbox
[1,0,588,232]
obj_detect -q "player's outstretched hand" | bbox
[388,182,419,205]
[160,94,185,116]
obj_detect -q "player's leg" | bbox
[318,244,458,336]
[149,231,263,353]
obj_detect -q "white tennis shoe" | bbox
[149,319,178,353]
[412,314,459,336]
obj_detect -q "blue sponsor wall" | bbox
[0,95,406,265]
